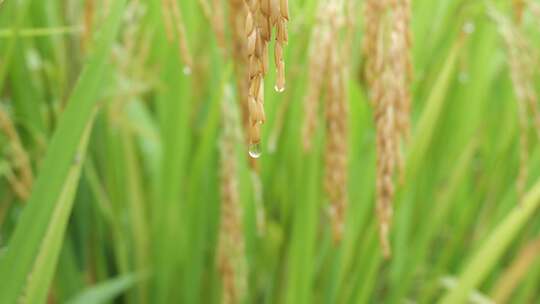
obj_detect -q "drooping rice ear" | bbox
[324,53,349,243]
[260,0,270,17]
[0,108,33,202]
[169,0,194,70]
[363,0,412,258]
[242,0,289,156]
[280,0,289,20]
[218,87,247,304]
[269,0,280,24]
[490,6,540,202]
[302,11,331,152]
[262,44,269,74]
[512,0,525,23]
[300,0,350,244]
[274,41,285,92]
[83,0,96,50]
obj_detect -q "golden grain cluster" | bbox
[302,0,350,243]
[162,0,193,72]
[491,4,540,201]
[5,0,540,303]
[0,108,33,201]
[217,87,247,304]
[159,0,414,260]
[363,0,412,258]
[244,0,289,152]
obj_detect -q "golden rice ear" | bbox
[363,0,412,258]
[262,45,269,74]
[257,78,265,106]
[280,0,289,20]
[303,16,331,153]
[273,42,282,66]
[248,56,258,79]
[254,33,264,57]
[274,42,285,92]
[252,99,265,124]
[275,64,285,93]
[260,18,271,41]
[83,0,95,51]
[260,0,270,16]
[245,12,255,36]
[218,88,247,304]
[512,0,525,23]
[276,20,287,43]
[269,0,280,24]
[247,29,257,56]
[325,52,349,246]
[0,107,34,201]
[248,97,258,123]
[242,0,289,155]
[490,6,540,202]
[297,0,350,246]
[248,122,261,144]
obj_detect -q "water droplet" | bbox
[274,85,285,93]
[458,72,469,84]
[248,143,262,159]
[72,153,81,165]
[463,21,475,35]
[183,66,192,75]
[26,48,42,71]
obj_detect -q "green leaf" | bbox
[439,177,540,304]
[66,274,140,304]
[22,117,94,303]
[0,0,126,302]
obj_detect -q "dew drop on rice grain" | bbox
[248,143,262,159]
[274,84,285,93]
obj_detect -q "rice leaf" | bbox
[0,1,126,302]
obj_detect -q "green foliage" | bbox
[0,0,539,303]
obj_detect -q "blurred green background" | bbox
[1,0,540,303]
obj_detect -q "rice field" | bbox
[1,0,540,303]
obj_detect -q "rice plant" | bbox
[1,0,540,303]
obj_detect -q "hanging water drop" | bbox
[183,66,192,75]
[463,21,475,35]
[248,143,262,159]
[458,72,469,84]
[274,85,285,93]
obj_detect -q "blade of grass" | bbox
[439,177,540,304]
[0,0,31,91]
[405,38,463,180]
[122,126,150,303]
[285,129,322,304]
[0,1,126,302]
[152,47,192,304]
[23,115,94,304]
[66,273,141,304]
